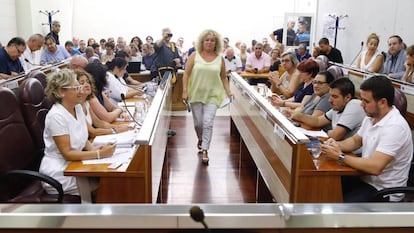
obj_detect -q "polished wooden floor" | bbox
[160,115,258,204]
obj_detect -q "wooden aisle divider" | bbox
[229,72,360,203]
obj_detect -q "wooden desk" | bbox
[240,71,269,79]
[64,74,173,203]
[229,73,359,203]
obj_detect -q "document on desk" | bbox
[297,127,328,138]
[92,130,136,148]
[82,146,137,166]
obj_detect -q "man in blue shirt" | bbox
[0,37,25,79]
[40,35,71,64]
[384,35,406,80]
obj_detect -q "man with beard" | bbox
[321,75,412,202]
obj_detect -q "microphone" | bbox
[24,58,42,66]
[114,74,145,93]
[189,206,210,232]
[120,93,142,127]
[350,41,364,66]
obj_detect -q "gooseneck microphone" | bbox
[114,74,145,93]
[350,41,364,66]
[24,58,42,66]
[189,206,210,232]
[120,93,142,127]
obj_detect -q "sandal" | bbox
[202,150,209,165]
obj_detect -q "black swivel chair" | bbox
[327,66,344,80]
[0,87,80,203]
[19,77,51,153]
[315,55,329,71]
[27,70,48,88]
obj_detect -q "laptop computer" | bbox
[126,61,141,73]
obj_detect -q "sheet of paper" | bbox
[82,146,137,165]
[92,130,136,147]
[220,97,232,108]
[297,127,328,138]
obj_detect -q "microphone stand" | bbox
[120,94,142,127]
[350,41,364,67]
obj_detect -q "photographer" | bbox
[151,28,182,82]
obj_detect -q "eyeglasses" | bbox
[312,80,327,85]
[62,85,84,92]
[255,47,262,50]
[281,59,291,63]
[14,45,25,55]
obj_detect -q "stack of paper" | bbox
[92,130,136,148]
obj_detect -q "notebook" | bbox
[126,61,141,73]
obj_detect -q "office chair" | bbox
[27,69,47,88]
[315,55,329,71]
[327,66,344,80]
[19,77,51,152]
[0,87,79,203]
[393,87,407,118]
[372,160,414,202]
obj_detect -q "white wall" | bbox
[0,0,17,45]
[3,0,316,49]
[70,0,316,49]
[7,0,414,66]
[316,0,414,64]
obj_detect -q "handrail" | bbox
[134,71,172,145]
[330,61,414,87]
[1,203,414,229]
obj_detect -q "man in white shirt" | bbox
[20,34,44,72]
[322,75,413,202]
[223,47,242,76]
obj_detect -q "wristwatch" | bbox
[111,128,116,134]
[338,153,346,166]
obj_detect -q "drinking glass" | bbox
[307,140,321,159]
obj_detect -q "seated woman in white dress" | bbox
[74,69,132,138]
[356,33,384,73]
[39,69,116,195]
[105,57,143,104]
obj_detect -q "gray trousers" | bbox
[190,102,218,151]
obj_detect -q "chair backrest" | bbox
[327,66,344,80]
[394,87,407,118]
[0,87,38,200]
[27,70,47,88]
[19,78,51,150]
[315,55,329,71]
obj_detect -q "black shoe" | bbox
[197,140,202,150]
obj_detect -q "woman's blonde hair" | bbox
[45,69,77,104]
[366,33,380,45]
[195,29,222,55]
[74,69,96,100]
